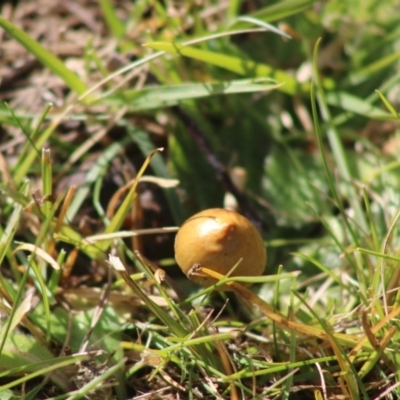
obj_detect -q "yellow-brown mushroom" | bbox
[174,208,266,289]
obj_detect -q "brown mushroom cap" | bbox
[174,208,266,288]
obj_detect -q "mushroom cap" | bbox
[174,208,266,288]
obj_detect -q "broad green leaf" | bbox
[0,389,15,400]
[31,303,123,354]
[0,333,69,391]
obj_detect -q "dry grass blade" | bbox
[13,243,60,270]
[198,266,368,349]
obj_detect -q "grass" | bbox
[1,0,400,398]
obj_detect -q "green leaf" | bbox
[0,333,70,391]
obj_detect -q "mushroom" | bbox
[174,208,266,288]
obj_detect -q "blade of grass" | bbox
[375,89,400,119]
[13,244,60,272]
[198,266,373,350]
[144,42,306,95]
[347,50,400,86]
[145,41,391,121]
[310,81,373,297]
[234,0,315,25]
[108,255,188,338]
[65,139,129,221]
[99,0,125,39]
[325,90,390,120]
[294,293,369,399]
[0,16,88,96]
[226,354,337,381]
[234,17,291,39]
[0,182,29,266]
[41,149,52,219]
[12,110,66,188]
[9,103,51,185]
[113,78,282,110]
[127,127,182,223]
[0,268,30,357]
[94,148,163,254]
[357,321,396,379]
[282,279,297,399]
[310,83,362,244]
[66,357,126,400]
[0,348,93,392]
[108,255,223,369]
[312,38,367,234]
[12,253,53,341]
[362,187,380,252]
[272,266,289,358]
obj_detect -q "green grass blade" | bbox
[310,82,363,274]
[7,103,51,186]
[0,182,29,266]
[0,341,91,392]
[375,89,400,119]
[144,42,306,95]
[92,148,163,254]
[41,149,52,218]
[99,0,125,38]
[13,111,60,187]
[66,357,126,400]
[326,91,391,119]
[347,50,400,85]
[108,255,189,338]
[0,16,88,96]
[312,38,367,235]
[234,17,291,39]
[0,268,30,357]
[115,78,282,110]
[66,139,129,221]
[127,127,184,223]
[241,0,314,23]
